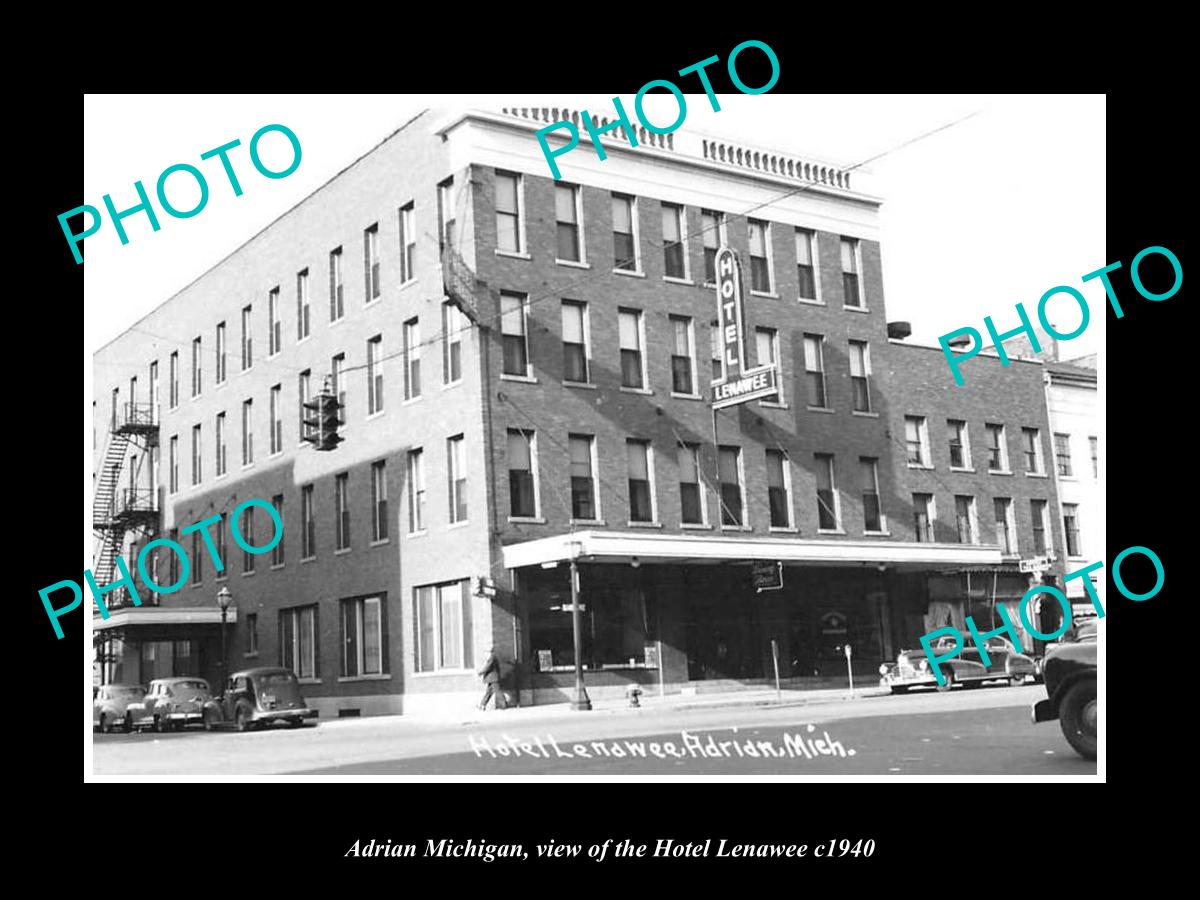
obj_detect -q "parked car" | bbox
[1032,639,1097,759]
[203,667,318,732]
[126,677,213,732]
[1035,616,1099,682]
[93,684,146,733]
[880,636,1036,693]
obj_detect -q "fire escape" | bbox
[441,243,493,328]
[93,402,161,611]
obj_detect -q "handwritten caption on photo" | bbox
[468,725,857,761]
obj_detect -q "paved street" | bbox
[93,685,1097,777]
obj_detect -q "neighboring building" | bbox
[995,320,1102,617]
[92,106,1067,715]
[1044,357,1100,616]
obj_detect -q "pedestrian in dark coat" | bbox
[477,645,507,710]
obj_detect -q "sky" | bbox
[83,93,1105,361]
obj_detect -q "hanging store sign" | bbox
[1019,555,1053,573]
[751,560,783,593]
[711,246,778,409]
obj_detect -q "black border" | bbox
[31,35,1174,876]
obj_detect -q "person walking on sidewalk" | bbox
[477,645,507,710]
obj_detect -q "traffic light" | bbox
[302,393,342,451]
[301,396,323,448]
[318,394,343,450]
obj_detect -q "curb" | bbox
[315,687,893,728]
[669,688,891,711]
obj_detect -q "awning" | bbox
[501,530,1003,570]
[93,605,237,633]
[938,565,1028,575]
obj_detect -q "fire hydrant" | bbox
[626,684,643,708]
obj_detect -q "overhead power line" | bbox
[93,109,983,384]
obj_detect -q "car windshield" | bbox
[170,681,208,696]
[112,686,144,698]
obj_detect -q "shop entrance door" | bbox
[684,582,763,680]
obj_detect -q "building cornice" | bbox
[435,107,883,207]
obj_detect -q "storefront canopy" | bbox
[502,530,1003,571]
[92,605,237,643]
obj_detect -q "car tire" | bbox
[99,714,110,734]
[890,686,909,695]
[1058,679,1097,760]
[936,670,954,692]
[154,715,164,733]
[1009,674,1025,687]
[123,715,133,734]
[203,709,218,731]
[235,703,253,733]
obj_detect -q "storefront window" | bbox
[526,568,655,669]
[592,589,650,666]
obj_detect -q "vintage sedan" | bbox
[1032,639,1097,759]
[880,636,1036,693]
[1035,616,1098,681]
[126,677,213,732]
[203,667,318,732]
[93,684,146,733]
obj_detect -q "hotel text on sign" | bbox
[711,246,778,409]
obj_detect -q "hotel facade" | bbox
[92,106,1067,715]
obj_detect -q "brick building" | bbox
[1044,358,1100,615]
[92,105,1066,714]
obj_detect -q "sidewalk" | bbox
[323,684,891,731]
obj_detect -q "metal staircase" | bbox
[93,432,132,588]
[92,403,160,602]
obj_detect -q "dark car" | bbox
[203,667,319,732]
[1031,640,1097,759]
[1034,616,1098,682]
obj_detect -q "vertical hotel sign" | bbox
[711,247,778,408]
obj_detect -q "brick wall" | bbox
[475,167,903,545]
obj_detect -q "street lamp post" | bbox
[217,587,233,691]
[567,540,591,711]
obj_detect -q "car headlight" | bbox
[878,664,889,675]
[919,659,929,672]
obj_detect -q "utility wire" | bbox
[664,420,741,528]
[497,391,636,521]
[94,109,984,384]
[497,404,577,539]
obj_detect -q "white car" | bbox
[93,684,146,733]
